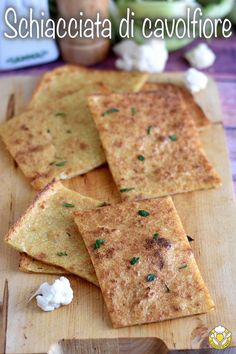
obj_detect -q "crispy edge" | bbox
[142,82,210,130]
[19,253,70,275]
[29,65,149,108]
[4,179,62,244]
[29,65,88,108]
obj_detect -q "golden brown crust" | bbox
[29,65,148,109]
[74,198,215,328]
[5,180,100,285]
[19,253,70,275]
[88,91,221,201]
[0,66,148,190]
[142,83,210,130]
[29,65,87,107]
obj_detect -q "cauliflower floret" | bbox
[31,277,73,312]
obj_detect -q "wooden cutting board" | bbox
[0,73,235,354]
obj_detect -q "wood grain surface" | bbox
[48,338,169,354]
[0,73,235,354]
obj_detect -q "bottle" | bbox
[56,0,110,66]
[0,0,59,71]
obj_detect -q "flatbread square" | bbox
[5,181,100,285]
[74,198,215,328]
[88,91,221,200]
[142,82,210,129]
[0,89,106,190]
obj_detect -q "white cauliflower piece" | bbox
[185,68,208,93]
[185,43,216,69]
[31,277,73,312]
[113,39,168,73]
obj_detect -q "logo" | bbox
[209,325,232,349]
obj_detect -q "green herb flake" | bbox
[179,264,188,270]
[94,239,105,250]
[153,233,159,240]
[147,126,152,135]
[120,187,135,193]
[55,161,67,167]
[55,112,66,117]
[131,107,137,115]
[130,257,140,265]
[66,232,72,237]
[187,235,194,242]
[67,129,72,134]
[165,284,170,293]
[57,251,68,257]
[102,108,119,117]
[138,210,150,217]
[147,274,157,282]
[169,134,177,142]
[47,129,51,133]
[137,155,145,161]
[63,202,75,208]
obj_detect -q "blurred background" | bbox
[0,0,235,77]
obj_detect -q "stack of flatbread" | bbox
[1,65,221,328]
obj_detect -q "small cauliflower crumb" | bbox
[59,173,68,180]
[185,68,208,93]
[113,39,168,73]
[30,276,73,312]
[184,43,216,69]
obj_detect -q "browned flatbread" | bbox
[88,91,221,201]
[0,90,107,190]
[29,65,148,109]
[74,198,215,328]
[142,82,210,130]
[4,181,100,285]
[19,254,70,275]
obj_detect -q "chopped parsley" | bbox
[147,274,156,282]
[153,233,159,240]
[63,203,75,208]
[169,134,177,142]
[187,235,194,242]
[94,239,105,249]
[55,161,67,167]
[138,210,150,217]
[47,129,51,133]
[120,187,135,193]
[130,257,140,265]
[179,264,188,270]
[57,251,68,257]
[102,108,119,116]
[165,284,170,293]
[67,129,72,134]
[55,112,66,117]
[147,126,152,135]
[131,107,137,115]
[137,155,145,161]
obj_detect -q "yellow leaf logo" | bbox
[209,325,232,350]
